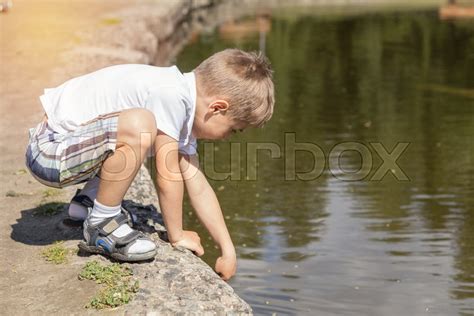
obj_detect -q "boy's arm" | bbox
[155,131,203,255]
[179,153,237,280]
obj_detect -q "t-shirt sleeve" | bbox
[145,87,186,141]
[179,137,198,156]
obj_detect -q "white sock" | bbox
[68,176,100,220]
[89,199,121,225]
[86,199,156,255]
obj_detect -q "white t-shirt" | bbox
[39,64,197,155]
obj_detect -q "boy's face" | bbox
[193,100,247,140]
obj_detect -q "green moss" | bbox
[79,261,139,309]
[6,190,20,197]
[34,202,65,216]
[79,261,132,285]
[14,168,27,175]
[42,188,61,198]
[41,242,70,264]
[101,17,121,25]
[87,280,139,309]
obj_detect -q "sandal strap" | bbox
[94,235,117,253]
[89,222,145,254]
[96,213,130,235]
[71,189,94,208]
[110,230,143,246]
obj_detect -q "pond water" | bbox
[176,7,474,315]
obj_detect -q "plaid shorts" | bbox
[25,112,120,188]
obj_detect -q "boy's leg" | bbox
[95,108,156,206]
[84,108,157,260]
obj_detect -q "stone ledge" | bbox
[121,166,252,314]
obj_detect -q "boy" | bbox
[25,49,274,281]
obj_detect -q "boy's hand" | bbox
[215,254,237,281]
[171,230,204,256]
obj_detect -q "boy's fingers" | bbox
[218,272,231,281]
[220,273,228,281]
[192,232,201,241]
[194,244,205,256]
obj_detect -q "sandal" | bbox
[63,189,136,227]
[78,212,157,262]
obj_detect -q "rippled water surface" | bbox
[176,7,474,315]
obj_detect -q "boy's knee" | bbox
[119,109,157,143]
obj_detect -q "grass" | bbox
[79,261,139,309]
[41,242,70,264]
[33,202,65,216]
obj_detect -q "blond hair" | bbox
[194,49,275,127]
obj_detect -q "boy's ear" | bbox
[208,100,229,114]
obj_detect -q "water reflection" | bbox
[177,7,474,315]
